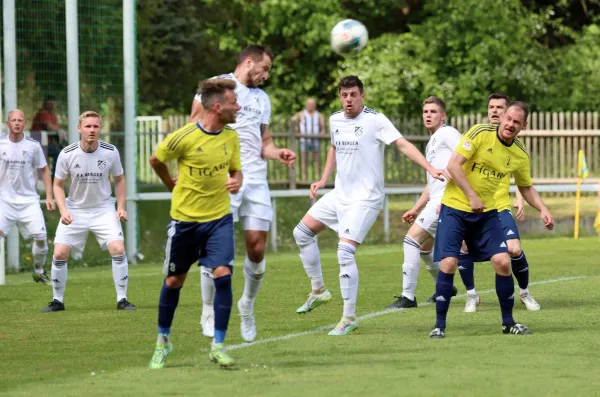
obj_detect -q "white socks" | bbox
[241,255,265,312]
[401,236,421,300]
[32,239,48,274]
[338,242,358,319]
[51,257,68,302]
[200,266,215,313]
[293,222,325,291]
[420,249,440,280]
[111,253,129,302]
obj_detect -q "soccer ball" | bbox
[330,19,368,56]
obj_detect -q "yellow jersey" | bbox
[442,124,532,213]
[494,174,513,212]
[155,122,241,223]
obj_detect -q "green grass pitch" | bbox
[1,237,599,396]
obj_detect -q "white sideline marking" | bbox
[225,275,593,352]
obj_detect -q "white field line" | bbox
[224,275,594,352]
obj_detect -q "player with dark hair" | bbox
[293,76,446,335]
[149,79,242,368]
[190,45,296,343]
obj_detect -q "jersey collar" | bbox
[495,125,514,147]
[196,121,222,136]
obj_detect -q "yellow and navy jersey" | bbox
[155,122,241,223]
[442,124,532,213]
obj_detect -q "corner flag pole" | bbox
[574,150,586,240]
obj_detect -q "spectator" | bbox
[31,95,66,175]
[292,98,326,180]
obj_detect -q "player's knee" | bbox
[293,222,315,247]
[53,246,70,261]
[337,243,356,266]
[213,265,231,279]
[0,231,5,238]
[165,275,185,289]
[107,241,125,257]
[245,230,266,259]
[507,241,522,257]
[440,257,458,273]
[491,254,511,275]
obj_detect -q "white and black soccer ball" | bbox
[330,19,369,56]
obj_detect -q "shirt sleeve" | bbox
[376,114,402,145]
[33,142,48,169]
[229,133,242,172]
[54,151,68,180]
[111,148,124,177]
[443,127,462,151]
[261,93,271,126]
[455,125,481,160]
[154,126,190,163]
[513,152,533,187]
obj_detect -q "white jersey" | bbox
[194,73,271,180]
[425,125,461,200]
[0,136,47,204]
[329,107,402,209]
[55,141,124,210]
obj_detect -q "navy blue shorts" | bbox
[498,209,520,240]
[434,205,508,262]
[163,213,234,276]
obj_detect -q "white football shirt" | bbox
[0,136,47,204]
[55,141,124,210]
[425,125,461,200]
[329,107,402,209]
[194,73,271,180]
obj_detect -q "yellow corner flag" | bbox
[578,150,589,179]
[574,150,589,239]
[594,209,600,235]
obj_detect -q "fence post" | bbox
[270,197,278,252]
[288,120,297,189]
[383,195,390,243]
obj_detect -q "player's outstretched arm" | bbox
[514,187,525,221]
[310,145,336,200]
[447,152,485,213]
[393,138,445,181]
[40,165,55,211]
[260,124,297,167]
[113,174,128,221]
[403,186,430,224]
[53,177,72,225]
[149,154,176,192]
[517,185,554,230]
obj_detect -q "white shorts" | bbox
[415,199,441,238]
[307,190,380,244]
[54,208,124,253]
[0,201,47,240]
[230,180,272,231]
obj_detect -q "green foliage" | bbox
[541,24,600,111]
[132,0,600,117]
